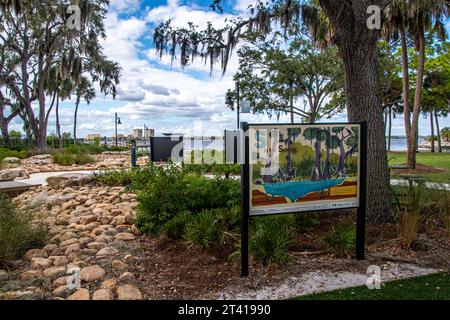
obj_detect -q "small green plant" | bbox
[391,176,450,248]
[295,212,320,233]
[0,195,47,266]
[249,215,294,266]
[184,209,223,249]
[324,223,356,258]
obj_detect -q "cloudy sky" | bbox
[9,0,450,138]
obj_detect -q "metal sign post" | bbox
[240,122,250,278]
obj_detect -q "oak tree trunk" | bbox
[319,0,392,222]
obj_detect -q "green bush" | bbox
[184,209,223,249]
[135,163,240,234]
[52,151,94,166]
[95,169,137,186]
[109,146,129,152]
[0,147,29,163]
[295,212,320,233]
[162,210,192,240]
[0,195,47,266]
[249,215,294,266]
[324,223,356,258]
[65,144,106,155]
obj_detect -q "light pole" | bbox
[115,112,122,147]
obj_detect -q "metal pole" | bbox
[356,121,367,260]
[236,82,240,130]
[131,141,137,168]
[240,122,249,277]
[115,113,118,147]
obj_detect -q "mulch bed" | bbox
[392,163,448,175]
[130,211,450,300]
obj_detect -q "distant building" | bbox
[85,133,101,141]
[145,128,155,139]
[112,134,126,139]
[132,129,143,139]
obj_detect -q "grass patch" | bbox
[388,152,450,183]
[51,151,94,166]
[295,272,450,300]
[0,195,47,267]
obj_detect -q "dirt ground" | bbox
[128,211,450,300]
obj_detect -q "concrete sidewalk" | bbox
[19,170,98,186]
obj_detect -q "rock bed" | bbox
[0,184,144,300]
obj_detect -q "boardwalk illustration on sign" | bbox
[249,124,360,215]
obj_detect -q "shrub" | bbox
[135,163,240,234]
[65,144,106,155]
[0,147,29,163]
[95,169,137,186]
[0,195,47,266]
[109,146,129,152]
[295,212,320,233]
[324,223,356,258]
[184,209,224,249]
[162,210,192,240]
[249,215,294,266]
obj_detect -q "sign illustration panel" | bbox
[249,124,361,216]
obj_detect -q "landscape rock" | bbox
[0,167,29,181]
[114,232,135,241]
[24,249,48,261]
[92,289,113,300]
[20,270,42,281]
[101,279,117,290]
[80,265,105,282]
[2,157,21,164]
[43,266,66,279]
[46,173,94,189]
[96,246,118,258]
[31,258,52,269]
[112,260,128,271]
[116,285,142,300]
[68,288,90,300]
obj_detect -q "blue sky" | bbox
[9,0,450,138]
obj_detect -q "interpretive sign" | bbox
[240,122,367,277]
[248,124,362,216]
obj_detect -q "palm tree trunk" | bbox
[400,27,412,151]
[388,106,392,151]
[430,111,435,153]
[56,94,63,149]
[73,101,79,145]
[408,27,425,169]
[434,111,442,153]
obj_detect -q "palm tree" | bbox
[383,0,412,154]
[408,0,448,166]
[73,77,95,144]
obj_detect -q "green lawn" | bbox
[295,272,450,300]
[388,152,450,183]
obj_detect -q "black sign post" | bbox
[240,122,250,277]
[356,121,367,260]
[239,121,367,277]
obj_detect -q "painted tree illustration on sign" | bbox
[280,128,302,179]
[323,129,341,180]
[303,128,328,181]
[333,127,359,177]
